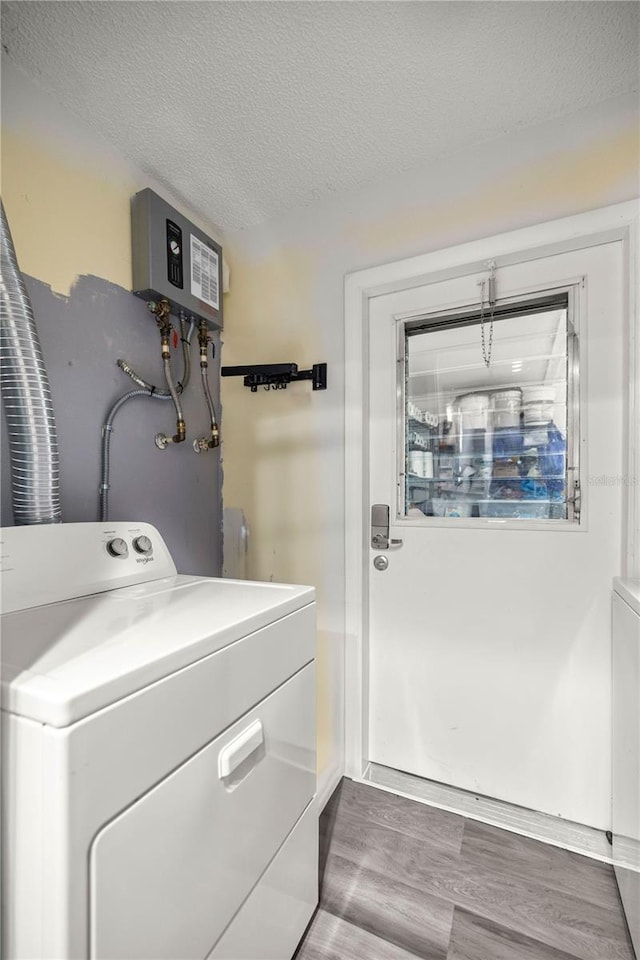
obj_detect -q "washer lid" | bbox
[1,575,315,727]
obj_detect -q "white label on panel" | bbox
[190,235,219,310]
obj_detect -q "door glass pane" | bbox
[404,298,575,522]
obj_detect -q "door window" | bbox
[402,292,578,522]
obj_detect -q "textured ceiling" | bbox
[2,1,639,232]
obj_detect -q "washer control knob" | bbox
[107,537,128,558]
[133,535,153,555]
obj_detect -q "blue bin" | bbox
[492,427,524,459]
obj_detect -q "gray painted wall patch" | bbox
[0,274,222,577]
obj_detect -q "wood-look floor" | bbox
[294,779,635,960]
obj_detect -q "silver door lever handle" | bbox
[371,534,403,550]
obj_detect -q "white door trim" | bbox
[344,200,640,778]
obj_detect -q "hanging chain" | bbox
[479,259,497,368]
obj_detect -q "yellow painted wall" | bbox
[1,60,223,295]
[219,250,342,781]
[2,129,137,295]
[1,128,224,299]
[3,55,638,794]
[221,107,640,790]
[0,56,148,290]
[347,127,640,255]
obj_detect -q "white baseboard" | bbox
[316,759,344,812]
[360,763,612,863]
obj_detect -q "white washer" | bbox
[1,522,318,960]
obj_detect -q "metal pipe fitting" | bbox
[117,315,195,396]
[148,297,172,334]
[148,299,186,447]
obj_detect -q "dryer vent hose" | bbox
[0,200,62,524]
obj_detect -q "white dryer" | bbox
[1,522,318,960]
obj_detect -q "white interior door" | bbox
[368,241,624,830]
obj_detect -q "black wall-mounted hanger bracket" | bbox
[221,362,327,393]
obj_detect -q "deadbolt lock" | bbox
[371,504,403,550]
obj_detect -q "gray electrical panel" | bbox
[131,188,223,329]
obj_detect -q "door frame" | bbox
[344,200,640,779]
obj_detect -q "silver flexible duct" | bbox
[0,199,62,524]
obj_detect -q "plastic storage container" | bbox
[408,450,434,478]
[492,389,522,429]
[432,499,472,519]
[492,427,524,459]
[460,428,491,458]
[535,423,566,501]
[458,393,490,430]
[522,386,555,425]
[479,500,550,520]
